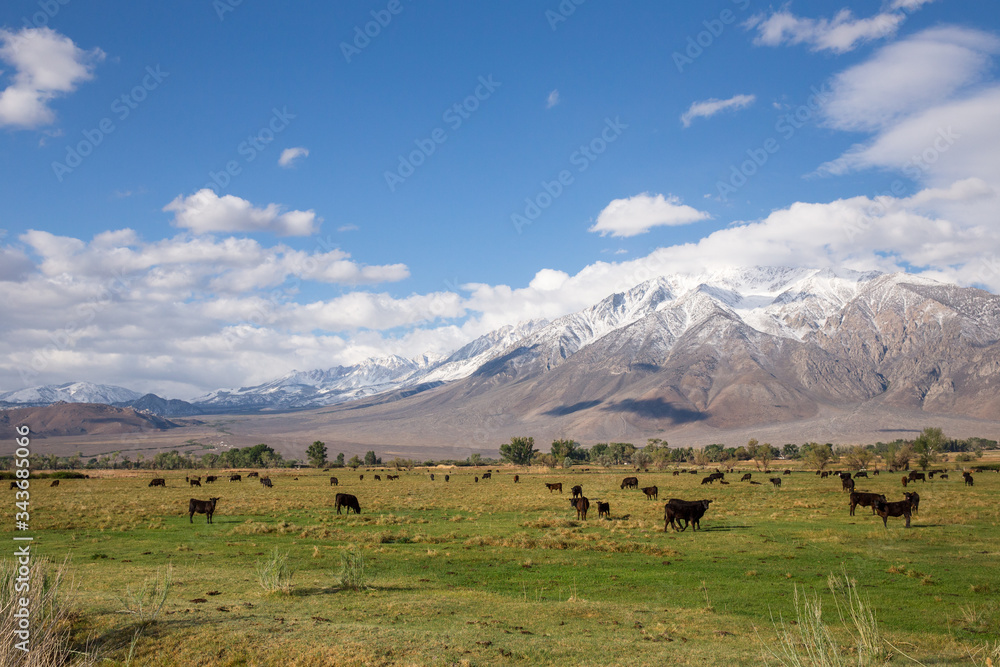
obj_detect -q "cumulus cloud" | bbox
[546,89,560,108]
[163,189,320,236]
[681,94,755,128]
[0,27,104,129]
[745,3,931,53]
[589,193,710,237]
[278,146,309,168]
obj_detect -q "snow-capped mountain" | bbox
[0,382,143,406]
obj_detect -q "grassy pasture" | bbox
[4,465,1000,665]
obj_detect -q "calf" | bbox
[474,477,479,483]
[229,474,241,482]
[903,491,920,514]
[190,479,201,487]
[873,497,912,528]
[872,470,880,476]
[330,476,339,486]
[642,486,658,500]
[189,497,220,524]
[620,477,639,490]
[570,496,590,520]
[546,482,563,493]
[849,491,886,516]
[335,493,361,515]
[149,478,166,487]
[901,476,908,487]
[769,477,782,488]
[963,472,974,487]
[664,499,712,532]
[820,471,829,479]
[842,477,855,492]
[741,473,752,482]
[430,474,435,481]
[596,501,610,519]
[571,485,583,499]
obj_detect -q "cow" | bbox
[571,485,583,499]
[149,478,166,487]
[229,474,241,482]
[9,482,19,490]
[701,477,714,485]
[908,472,926,483]
[672,471,680,476]
[597,501,610,519]
[445,475,449,482]
[642,486,658,500]
[708,472,725,481]
[842,477,855,492]
[373,475,381,481]
[849,491,886,516]
[741,473,752,482]
[205,476,217,484]
[903,491,920,514]
[939,473,948,480]
[482,473,491,480]
[359,475,364,481]
[927,471,936,479]
[839,472,852,481]
[620,477,639,490]
[335,493,361,515]
[769,477,782,488]
[430,474,435,481]
[570,496,590,520]
[820,471,829,479]
[330,477,339,486]
[388,474,399,480]
[873,497,912,528]
[900,475,908,487]
[513,475,519,483]
[854,471,868,478]
[474,477,479,483]
[323,468,330,472]
[664,499,712,532]
[189,497,220,524]
[546,483,563,493]
[872,470,880,476]
[783,470,791,475]
[50,480,59,487]
[246,472,259,478]
[189,479,201,487]
[260,477,272,488]
[963,472,974,487]
[189,476,201,484]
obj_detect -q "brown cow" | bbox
[901,476,908,487]
[842,477,854,492]
[770,477,782,488]
[546,482,563,493]
[963,472,974,487]
[50,480,59,487]
[190,479,201,487]
[596,501,610,518]
[514,475,519,483]
[149,478,166,487]
[620,477,638,490]
[664,499,712,532]
[335,493,361,515]
[849,491,886,516]
[641,486,658,500]
[570,496,590,520]
[903,491,920,514]
[374,475,382,481]
[229,474,241,482]
[189,497,220,523]
[205,476,218,483]
[330,476,339,486]
[571,485,583,499]
[246,472,259,478]
[741,473,752,482]
[873,497,912,528]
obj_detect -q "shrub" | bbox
[117,566,172,626]
[255,549,293,595]
[339,549,370,591]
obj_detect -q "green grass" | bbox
[4,464,999,665]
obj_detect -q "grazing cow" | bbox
[963,472,974,487]
[330,477,339,486]
[149,478,166,487]
[445,475,450,482]
[189,497,220,524]
[708,472,725,481]
[482,473,491,480]
[10,481,19,490]
[672,471,680,476]
[190,479,201,487]
[246,472,259,479]
[229,474,241,482]
[701,477,714,485]
[849,491,887,516]
[335,493,361,515]
[907,471,926,483]
[741,473,752,482]
[642,486,658,500]
[514,475,519,483]
[873,470,880,476]
[620,477,639,490]
[571,485,583,499]
[903,491,920,514]
[783,470,791,475]
[374,475,381,481]
[474,477,479,483]
[570,496,590,520]
[769,477,782,488]
[189,476,201,484]
[50,480,59,487]
[260,477,272,488]
[820,471,829,479]
[597,501,610,519]
[854,471,868,478]
[873,497,912,528]
[939,473,948,480]
[430,474,435,481]
[842,477,855,492]
[901,475,909,487]
[359,475,364,481]
[323,468,330,472]
[546,483,563,493]
[205,476,217,484]
[664,499,712,532]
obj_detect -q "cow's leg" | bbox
[904,512,910,528]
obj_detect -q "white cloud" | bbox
[0,27,104,129]
[163,189,321,236]
[278,146,309,168]
[588,193,710,237]
[745,3,931,53]
[681,94,755,128]
[546,89,560,109]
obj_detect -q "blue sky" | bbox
[2,0,999,398]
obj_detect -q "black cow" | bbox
[260,477,272,488]
[672,471,680,476]
[839,472,852,481]
[939,473,948,480]
[330,476,338,486]
[872,470,880,476]
[741,473,752,482]
[189,479,201,487]
[514,475,519,483]
[571,485,583,499]
[903,491,919,514]
[246,472,259,478]
[189,497,220,524]
[229,474,241,482]
[50,480,59,487]
[963,472,974,487]
[482,473,491,480]
[873,497,912,528]
[842,477,855,492]
[10,481,19,490]
[359,475,364,481]
[849,491,886,516]
[641,486,658,500]
[854,471,868,478]
[783,470,791,475]
[546,482,563,493]
[335,493,361,515]
[149,478,166,487]
[820,471,829,478]
[597,501,610,519]
[445,475,449,482]
[205,476,217,484]
[474,477,479,483]
[374,475,381,481]
[769,477,782,488]
[908,472,926,483]
[620,477,639,490]
[430,474,435,481]
[570,496,590,520]
[708,472,725,481]
[664,499,712,532]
